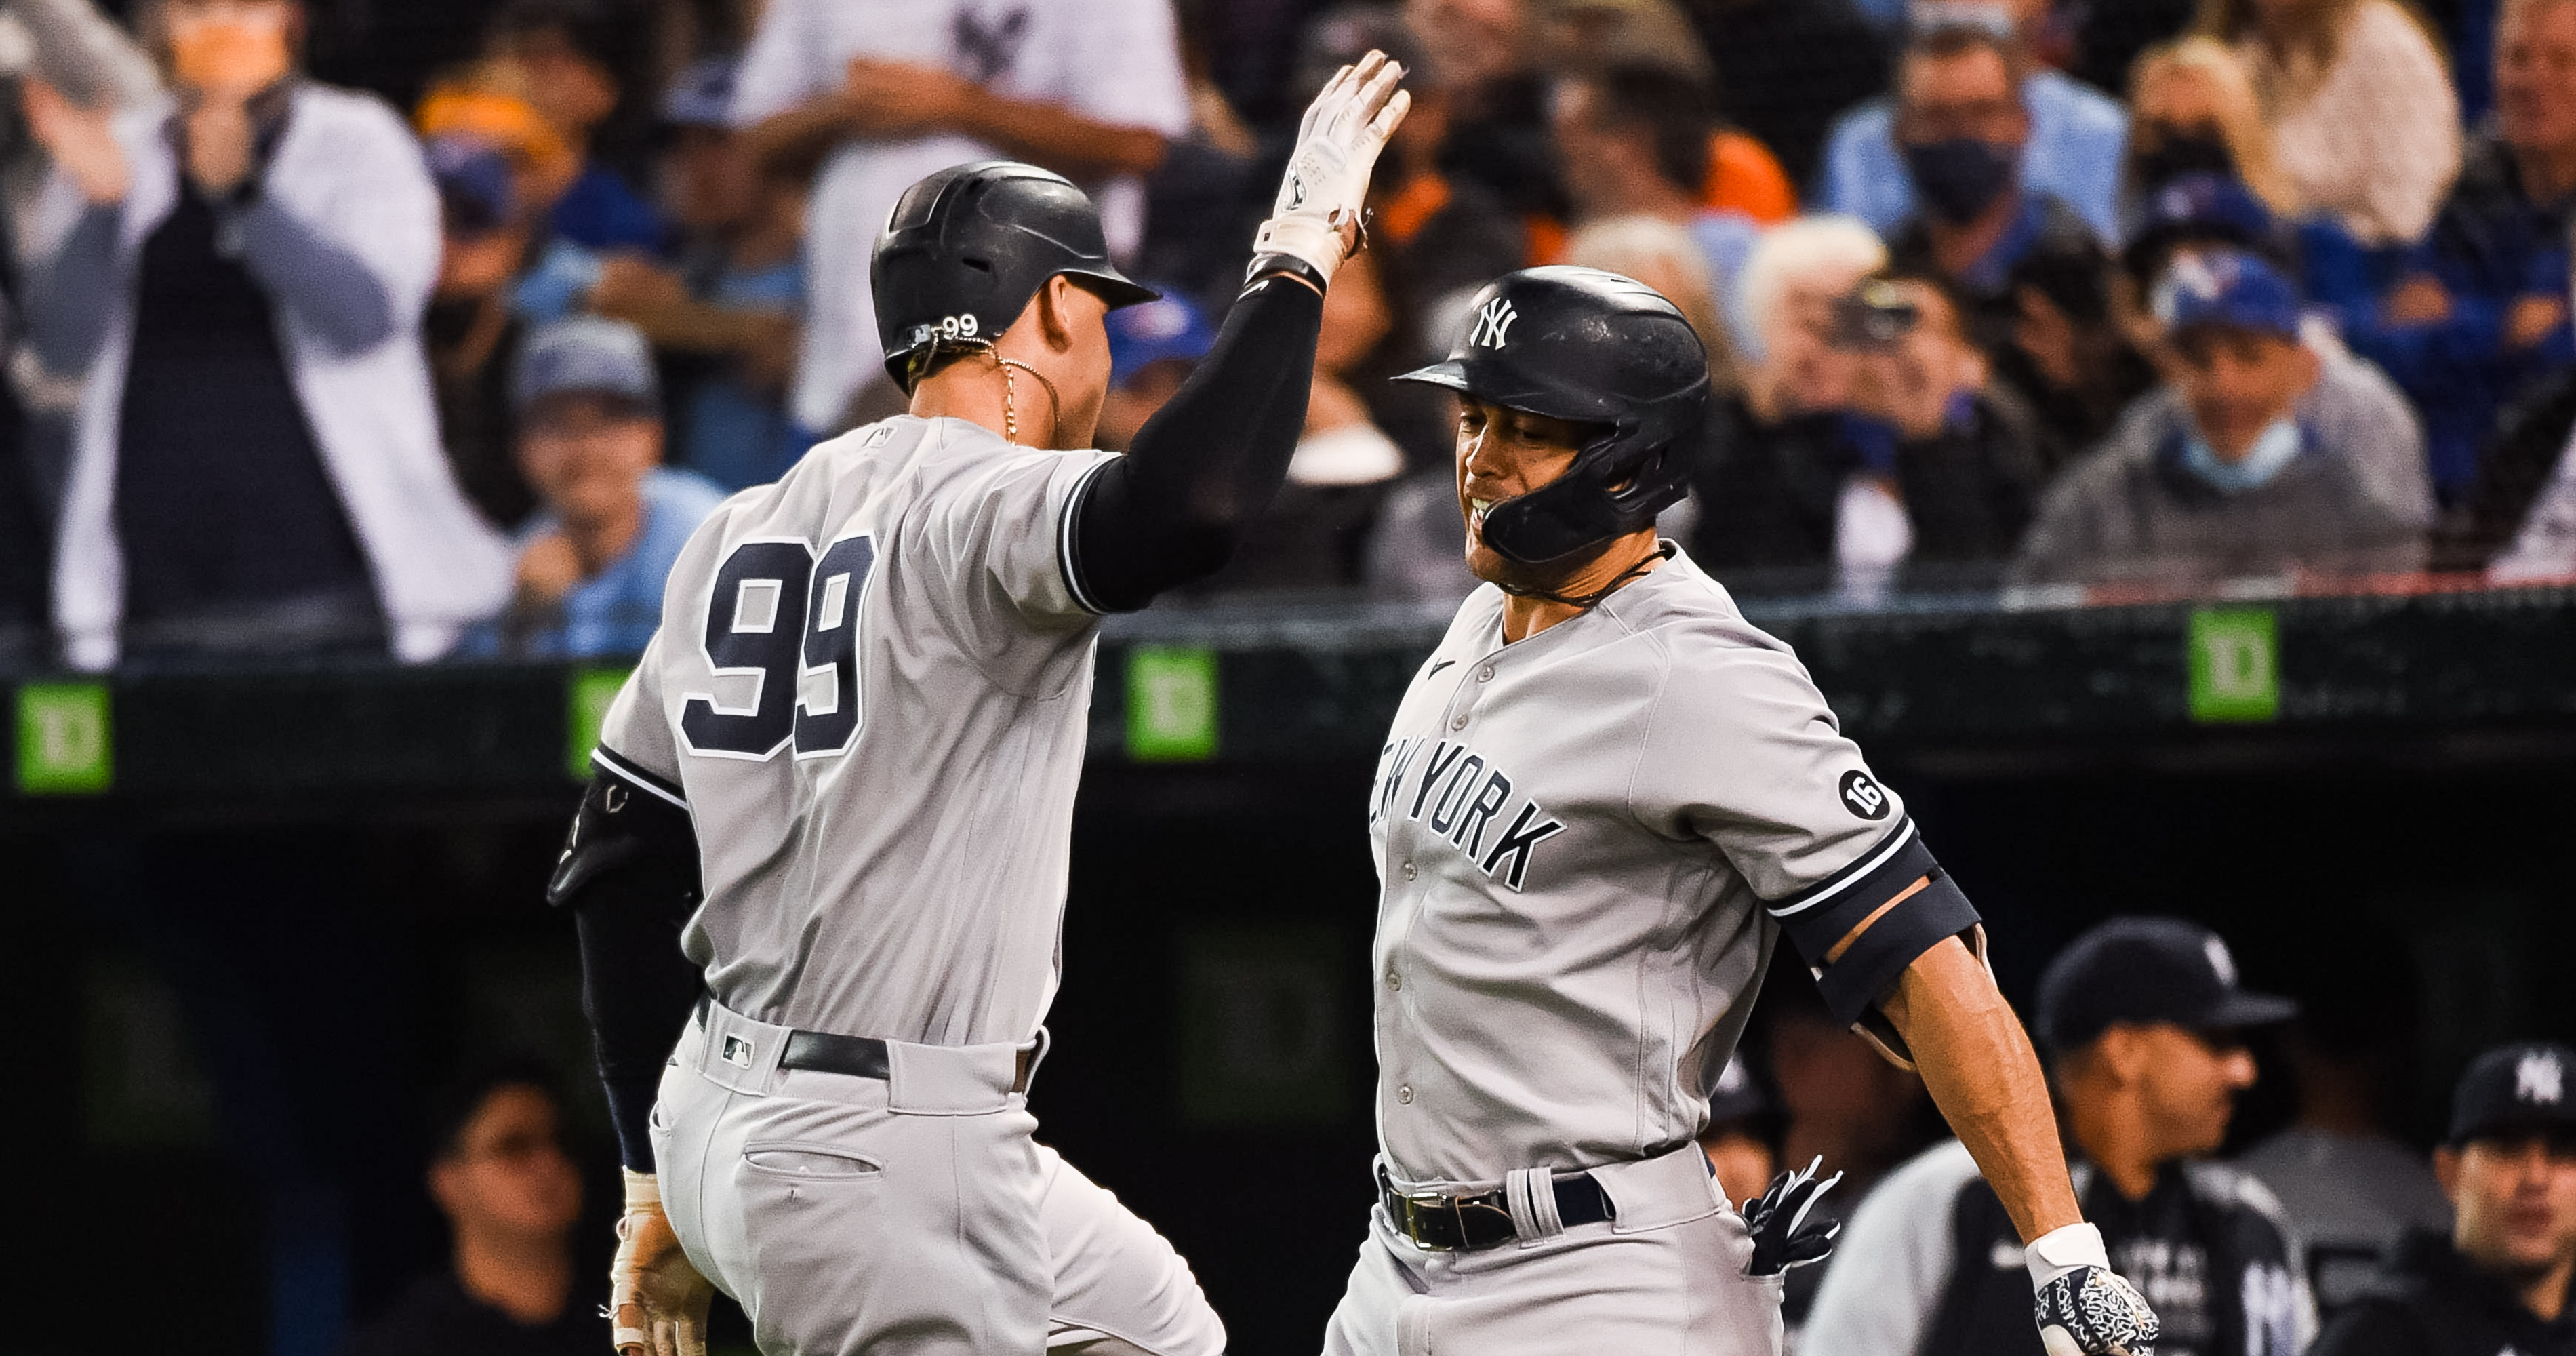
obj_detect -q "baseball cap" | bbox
[426,135,519,236]
[1908,1,2020,41]
[662,54,738,130]
[1107,292,1216,385]
[2123,174,2282,282]
[2448,1041,2576,1146]
[2151,247,2303,343]
[514,315,660,414]
[2034,917,2297,1052]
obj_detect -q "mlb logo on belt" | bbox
[723,1035,755,1068]
[1470,298,1518,349]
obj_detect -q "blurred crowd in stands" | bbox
[1,0,2575,671]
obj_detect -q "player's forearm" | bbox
[1067,273,1323,610]
[949,92,1167,181]
[1883,936,2082,1243]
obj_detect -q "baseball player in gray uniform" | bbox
[1319,266,2163,1356]
[544,57,1410,1356]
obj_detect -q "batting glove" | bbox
[610,1170,714,1356]
[2028,1222,2160,1356]
[1251,49,1409,287]
[1739,1156,1843,1277]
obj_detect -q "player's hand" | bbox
[1251,49,1409,286]
[2034,1264,2160,1356]
[610,1170,713,1356]
[1739,1155,1843,1277]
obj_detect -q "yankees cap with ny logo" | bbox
[2449,1040,2576,1145]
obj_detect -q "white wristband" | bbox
[2024,1222,2108,1291]
[622,1167,662,1213]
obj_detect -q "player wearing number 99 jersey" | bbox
[544,59,1409,1356]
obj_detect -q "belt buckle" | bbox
[1396,1189,1464,1251]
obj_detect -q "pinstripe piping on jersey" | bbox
[592,746,691,810]
[1765,817,1918,919]
[1058,457,1113,616]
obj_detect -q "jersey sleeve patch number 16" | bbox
[680,535,878,761]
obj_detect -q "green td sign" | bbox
[565,666,633,780]
[18,681,113,795]
[1126,645,1218,762]
[2188,607,2280,723]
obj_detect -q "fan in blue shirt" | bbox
[454,317,725,660]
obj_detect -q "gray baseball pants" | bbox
[1319,1143,1783,1356]
[654,999,1225,1356]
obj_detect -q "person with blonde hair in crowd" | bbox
[2194,0,2461,246]
[2122,36,2301,226]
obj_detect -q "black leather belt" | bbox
[1377,1165,1616,1251]
[696,997,1034,1093]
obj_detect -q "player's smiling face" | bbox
[1454,395,1598,584]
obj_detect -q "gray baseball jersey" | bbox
[595,414,1112,1045]
[1366,548,1974,1186]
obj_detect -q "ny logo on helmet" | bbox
[2518,1050,2564,1105]
[1470,298,1519,349]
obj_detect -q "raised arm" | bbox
[1062,53,1408,612]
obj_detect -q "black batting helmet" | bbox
[872,161,1159,393]
[1394,266,1710,564]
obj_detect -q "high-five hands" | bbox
[1251,50,1410,287]
[609,1170,715,1356]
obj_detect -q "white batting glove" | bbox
[1251,49,1410,286]
[609,1170,713,1356]
[2028,1223,2160,1356]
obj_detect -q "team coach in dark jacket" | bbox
[2309,1041,2576,1356]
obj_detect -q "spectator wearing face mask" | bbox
[2306,1041,2576,1356]
[1878,18,2150,462]
[344,1059,604,1356]
[1805,917,2316,1356]
[2350,0,2576,505]
[2194,0,2461,247]
[1819,1,2129,244]
[454,317,723,660]
[20,0,510,666]
[2011,248,2430,592]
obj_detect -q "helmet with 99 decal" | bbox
[1393,266,1710,564]
[872,161,1160,393]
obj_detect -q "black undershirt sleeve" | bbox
[1066,274,1327,612]
[548,761,705,1172]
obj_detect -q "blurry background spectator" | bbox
[1537,1,1796,226]
[731,0,1189,437]
[1400,0,1559,222]
[2120,37,2301,229]
[344,1058,603,1356]
[1822,1,2129,244]
[1805,917,2314,1356]
[455,316,721,660]
[1880,16,2148,459]
[22,0,508,667]
[1679,0,1891,193]
[2195,0,2463,247]
[1547,61,1764,322]
[425,134,540,529]
[587,53,808,494]
[1098,287,1214,452]
[2351,0,2576,504]
[1562,214,1739,391]
[1691,214,1885,593]
[2238,943,2453,1315]
[2306,1041,2576,1356]
[1294,7,1524,364]
[485,0,660,253]
[2013,248,2430,591]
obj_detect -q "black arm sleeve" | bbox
[1065,273,1327,612]
[548,757,704,1172]
[1767,822,1982,1029]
